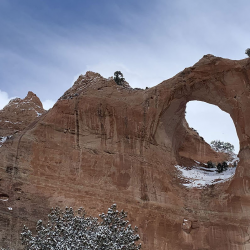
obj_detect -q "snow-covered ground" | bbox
[175,165,236,188]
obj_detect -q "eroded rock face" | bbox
[1,56,250,249]
[179,119,228,164]
[0,91,46,137]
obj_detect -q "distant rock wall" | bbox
[178,119,228,164]
[1,56,250,249]
[0,91,46,137]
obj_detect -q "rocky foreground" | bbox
[1,55,250,249]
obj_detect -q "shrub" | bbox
[114,71,125,85]
[245,48,250,57]
[216,161,228,173]
[207,161,215,168]
[222,161,228,171]
[210,140,234,154]
[217,163,223,173]
[21,204,141,250]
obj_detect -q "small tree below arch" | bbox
[210,140,234,154]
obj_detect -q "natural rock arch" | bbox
[1,55,250,249]
[154,55,250,194]
[185,100,239,154]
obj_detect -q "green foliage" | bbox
[20,204,141,250]
[222,161,228,171]
[216,161,228,173]
[217,163,223,173]
[210,140,234,154]
[114,71,125,85]
[210,140,236,173]
[245,48,250,57]
[207,161,215,168]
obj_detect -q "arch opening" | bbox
[176,101,239,188]
[186,101,239,154]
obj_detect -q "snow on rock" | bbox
[182,218,192,233]
[0,135,12,148]
[0,136,7,146]
[0,91,45,140]
[59,71,132,100]
[175,165,236,188]
[35,110,42,117]
[227,153,239,167]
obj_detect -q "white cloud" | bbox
[0,1,248,153]
[42,99,55,110]
[0,90,14,110]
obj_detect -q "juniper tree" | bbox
[210,140,234,154]
[114,71,125,85]
[207,161,215,168]
[245,48,250,57]
[21,204,141,250]
[222,161,228,171]
[217,163,223,173]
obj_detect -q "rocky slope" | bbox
[0,55,250,250]
[0,91,46,143]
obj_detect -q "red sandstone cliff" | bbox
[0,55,249,250]
[0,91,46,136]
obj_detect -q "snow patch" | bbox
[0,135,12,147]
[175,165,236,188]
[0,136,7,147]
[35,110,42,117]
[1,120,22,124]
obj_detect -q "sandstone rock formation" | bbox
[178,119,228,165]
[0,55,250,249]
[0,91,46,138]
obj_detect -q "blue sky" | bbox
[186,101,239,152]
[0,0,248,152]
